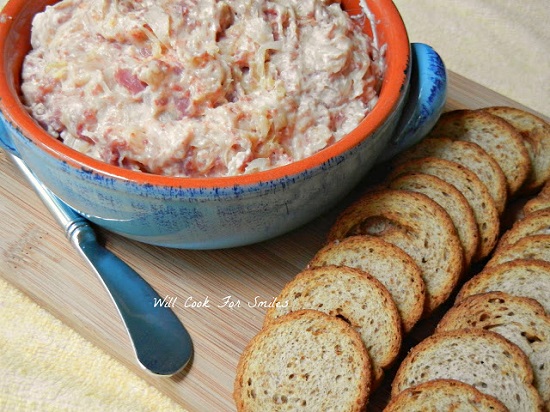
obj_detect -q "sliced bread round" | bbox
[429,109,531,195]
[393,137,508,214]
[436,292,550,407]
[308,236,425,333]
[391,329,544,411]
[264,265,402,384]
[387,172,480,267]
[456,259,550,314]
[384,379,508,412]
[483,106,550,194]
[327,189,464,314]
[486,234,550,268]
[234,310,372,412]
[388,157,500,261]
[496,208,550,251]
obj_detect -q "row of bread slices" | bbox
[233,106,550,411]
[388,200,550,411]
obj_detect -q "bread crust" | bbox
[393,137,508,214]
[524,196,550,216]
[496,208,550,251]
[456,259,550,314]
[483,106,550,194]
[523,180,550,215]
[384,379,508,412]
[486,234,550,268]
[327,189,464,314]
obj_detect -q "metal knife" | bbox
[9,153,193,377]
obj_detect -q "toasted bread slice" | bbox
[264,265,402,384]
[388,157,500,261]
[384,379,508,412]
[328,189,464,314]
[486,234,550,268]
[436,292,550,407]
[387,172,479,267]
[496,209,550,251]
[484,106,550,194]
[234,310,372,412]
[391,329,544,411]
[393,137,507,214]
[308,236,425,333]
[429,109,531,195]
[456,259,550,314]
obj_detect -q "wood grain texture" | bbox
[1,71,548,411]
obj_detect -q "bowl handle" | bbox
[0,116,20,156]
[377,42,447,163]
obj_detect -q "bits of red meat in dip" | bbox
[21,0,385,177]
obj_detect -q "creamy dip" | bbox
[22,0,385,177]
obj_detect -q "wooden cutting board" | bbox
[1,71,548,411]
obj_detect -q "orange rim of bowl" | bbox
[0,0,409,189]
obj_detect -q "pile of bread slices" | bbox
[233,106,550,412]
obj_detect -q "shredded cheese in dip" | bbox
[22,0,385,177]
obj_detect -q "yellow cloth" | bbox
[1,1,549,411]
[0,278,186,412]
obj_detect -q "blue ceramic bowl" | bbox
[0,0,446,249]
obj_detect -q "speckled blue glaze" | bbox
[377,43,447,162]
[0,44,446,249]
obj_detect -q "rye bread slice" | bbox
[308,235,425,333]
[429,109,531,195]
[486,234,550,268]
[387,172,480,267]
[384,379,508,412]
[484,106,550,194]
[264,265,402,384]
[327,189,464,315]
[388,157,500,261]
[436,292,550,407]
[496,208,550,251]
[393,137,508,214]
[456,259,550,314]
[391,329,544,411]
[234,310,372,412]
